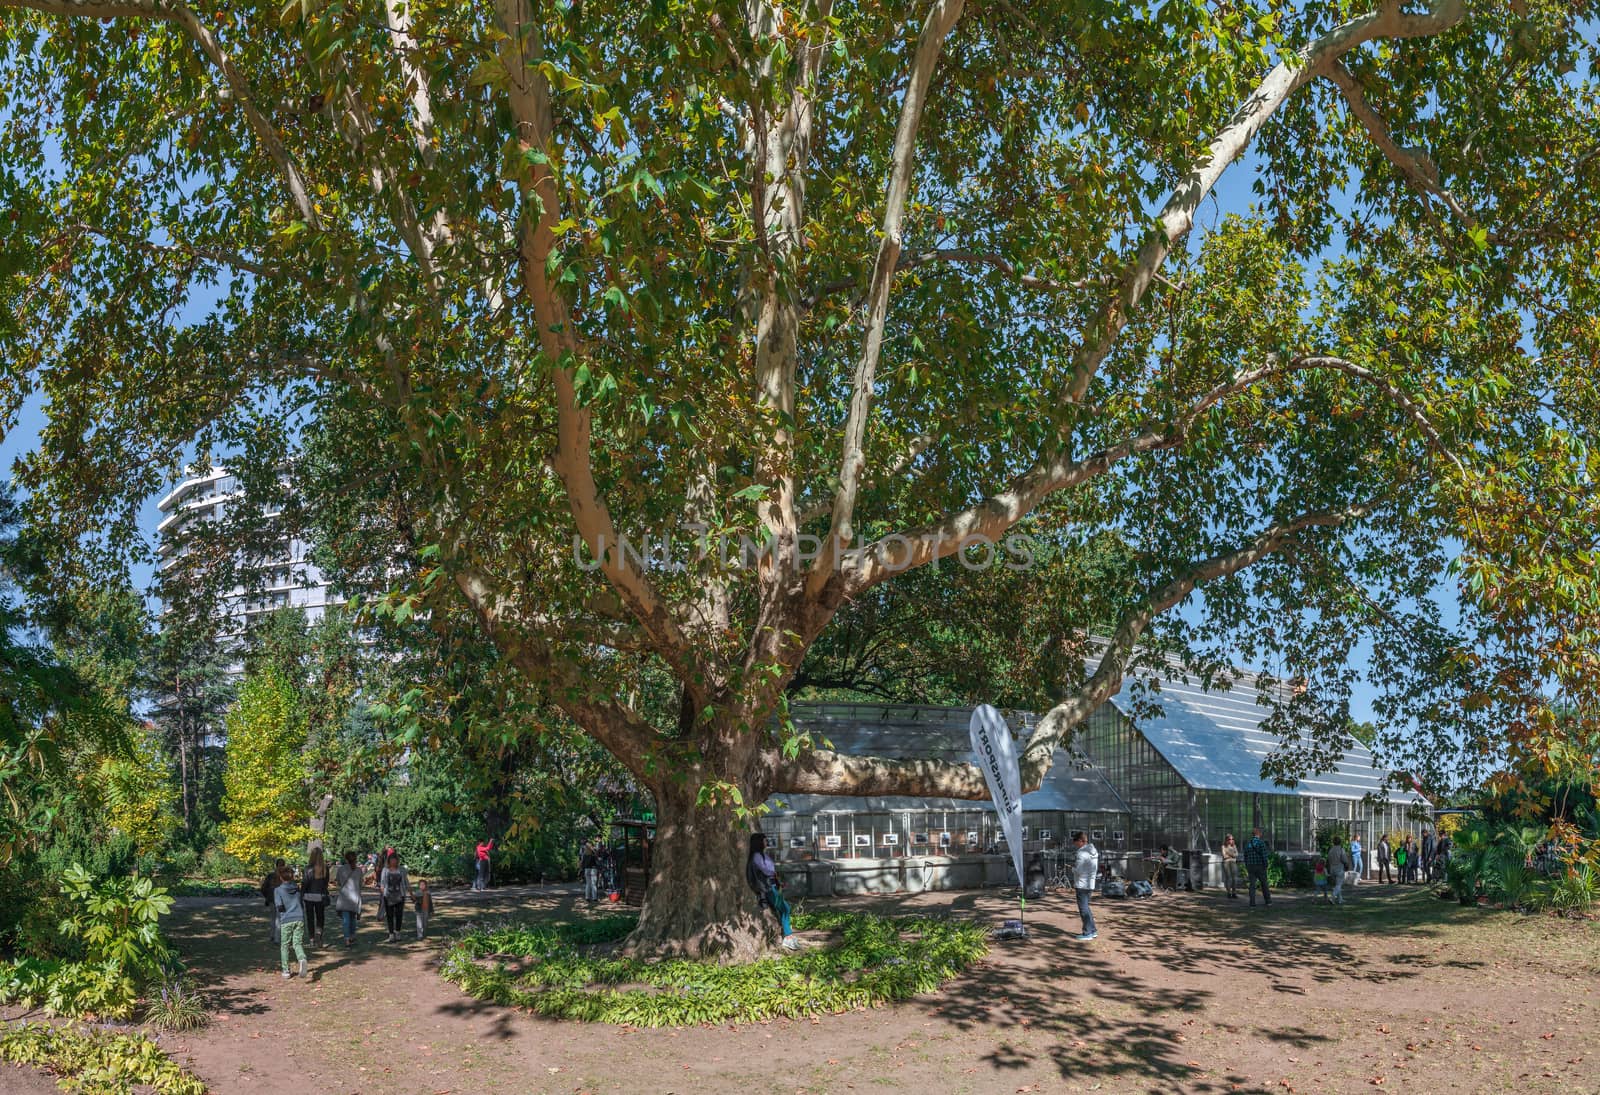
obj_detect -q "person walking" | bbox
[474,837,495,892]
[1349,835,1364,886]
[414,880,433,940]
[580,841,600,904]
[301,847,330,945]
[260,858,287,943]
[746,833,800,952]
[1377,835,1394,884]
[273,865,308,979]
[1220,834,1240,898]
[1071,830,1099,941]
[1243,827,1272,907]
[334,850,363,947]
[379,852,411,943]
[1328,836,1353,905]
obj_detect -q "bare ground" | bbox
[11,880,1598,1095]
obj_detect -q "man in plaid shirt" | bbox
[1243,827,1272,907]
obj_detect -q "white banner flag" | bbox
[969,704,1025,891]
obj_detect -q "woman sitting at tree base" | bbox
[746,833,801,952]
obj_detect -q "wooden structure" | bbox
[608,818,656,906]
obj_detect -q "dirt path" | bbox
[129,882,1600,1094]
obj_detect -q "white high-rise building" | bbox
[156,467,346,648]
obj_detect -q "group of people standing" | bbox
[1375,829,1448,884]
[260,847,435,979]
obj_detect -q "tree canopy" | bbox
[3,0,1598,953]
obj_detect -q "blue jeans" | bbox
[1075,888,1095,936]
[1247,866,1271,905]
[341,909,357,940]
[762,888,792,936]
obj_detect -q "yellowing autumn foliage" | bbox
[220,668,311,867]
[99,729,178,855]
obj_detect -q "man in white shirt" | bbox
[1071,831,1100,942]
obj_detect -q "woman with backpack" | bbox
[379,852,412,943]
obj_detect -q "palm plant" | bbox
[1446,821,1493,907]
[1547,863,1600,917]
[1488,825,1544,912]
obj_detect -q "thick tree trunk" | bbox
[624,785,777,962]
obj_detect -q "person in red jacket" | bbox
[474,837,496,891]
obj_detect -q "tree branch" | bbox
[1060,0,1466,407]
[805,247,1108,307]
[491,0,697,693]
[809,0,964,594]
[452,567,661,782]
[839,351,1448,595]
[770,502,1374,796]
[3,0,321,229]
[1325,60,1484,235]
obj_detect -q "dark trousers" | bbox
[1075,888,1095,936]
[385,901,405,933]
[1246,866,1271,906]
[304,899,326,938]
[1378,858,1393,883]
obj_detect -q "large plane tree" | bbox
[2,0,1597,956]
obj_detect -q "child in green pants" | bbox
[273,865,308,978]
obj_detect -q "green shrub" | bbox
[439,910,988,1026]
[0,1022,206,1095]
[1313,822,1350,858]
[1287,858,1314,887]
[324,784,482,881]
[1267,853,1287,888]
[169,881,257,898]
[197,845,249,882]
[1487,825,1543,911]
[0,865,175,1019]
[1543,864,1598,917]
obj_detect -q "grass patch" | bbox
[0,1022,206,1094]
[438,909,987,1027]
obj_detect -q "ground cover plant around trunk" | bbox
[438,909,988,1026]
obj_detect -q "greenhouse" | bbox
[1080,664,1430,856]
[762,703,1134,860]
[765,664,1429,867]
